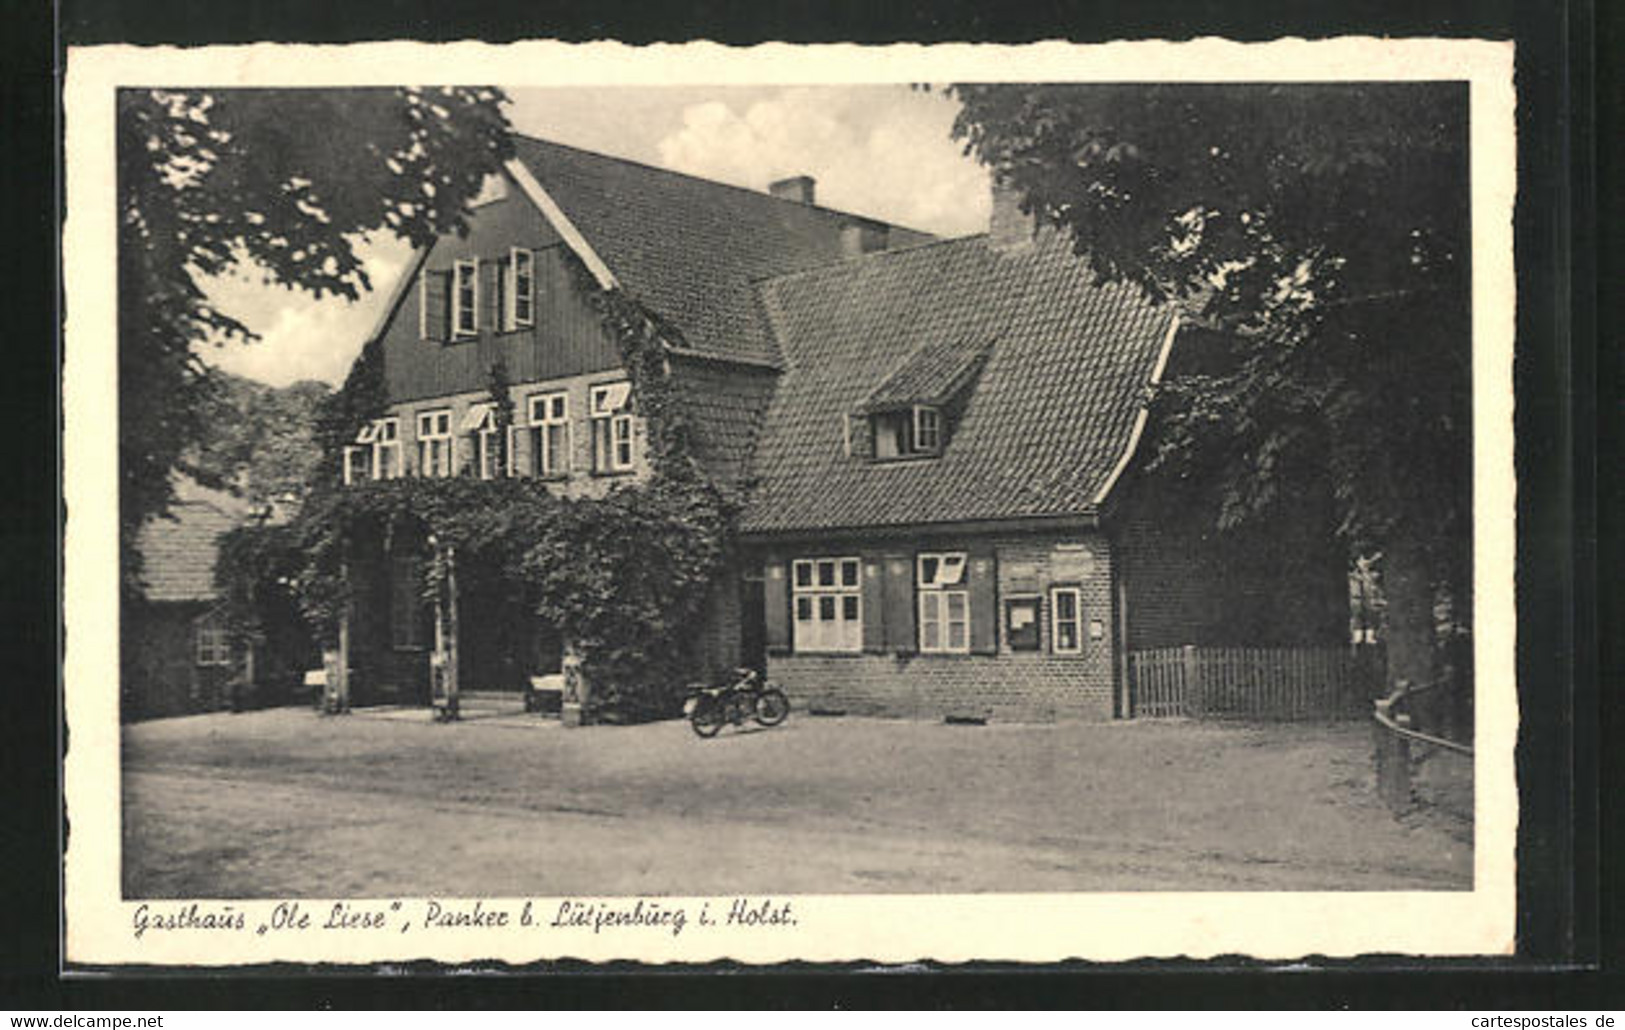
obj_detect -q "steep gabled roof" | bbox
[741,230,1177,535]
[511,136,933,367]
[135,477,250,603]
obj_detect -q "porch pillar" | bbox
[445,545,461,720]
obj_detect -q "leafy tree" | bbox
[188,372,330,503]
[118,86,514,592]
[947,83,1471,696]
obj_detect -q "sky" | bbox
[198,85,990,387]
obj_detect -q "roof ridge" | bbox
[513,132,933,237]
[750,231,990,289]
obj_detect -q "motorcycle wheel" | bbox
[690,697,725,738]
[754,688,790,727]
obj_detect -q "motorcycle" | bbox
[683,667,790,738]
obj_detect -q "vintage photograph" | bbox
[65,40,1518,964]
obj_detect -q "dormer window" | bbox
[913,406,941,452]
[871,405,942,460]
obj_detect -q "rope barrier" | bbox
[1372,678,1473,757]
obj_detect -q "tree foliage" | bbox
[186,372,329,503]
[947,83,1473,683]
[118,86,514,590]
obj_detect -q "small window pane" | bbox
[1057,591,1077,620]
[842,595,859,621]
[947,592,967,620]
[840,559,859,587]
[948,621,967,650]
[794,562,812,588]
[920,555,939,586]
[1057,622,1078,651]
[796,597,813,621]
[819,596,836,621]
[817,560,836,587]
[939,555,966,585]
[922,621,941,650]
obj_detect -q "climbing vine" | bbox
[220,271,743,702]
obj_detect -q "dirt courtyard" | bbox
[120,707,1471,898]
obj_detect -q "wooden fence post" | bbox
[1182,644,1200,717]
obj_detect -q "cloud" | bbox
[655,87,991,237]
[196,238,413,386]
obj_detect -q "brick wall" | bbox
[121,601,235,720]
[762,529,1119,722]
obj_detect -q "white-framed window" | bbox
[507,247,535,329]
[1050,586,1083,654]
[589,381,635,473]
[342,445,369,486]
[913,405,941,452]
[873,405,943,460]
[524,391,570,477]
[918,551,969,653]
[452,258,479,338]
[195,618,231,666]
[792,557,862,653]
[374,417,402,479]
[417,409,453,478]
[344,417,402,483]
[459,403,501,480]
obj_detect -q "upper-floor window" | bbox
[507,248,535,330]
[343,417,401,484]
[452,259,479,339]
[521,391,570,478]
[417,409,453,478]
[589,381,635,474]
[872,405,943,460]
[792,557,862,653]
[917,551,969,653]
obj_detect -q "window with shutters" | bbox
[1050,586,1083,654]
[417,409,453,478]
[523,391,570,478]
[419,268,450,341]
[918,551,969,653]
[452,259,479,338]
[508,247,535,329]
[792,557,862,653]
[589,381,635,473]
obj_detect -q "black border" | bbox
[23,0,1608,1009]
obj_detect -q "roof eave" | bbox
[738,508,1103,544]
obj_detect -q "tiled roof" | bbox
[741,230,1176,534]
[513,136,933,367]
[858,331,997,412]
[134,478,249,603]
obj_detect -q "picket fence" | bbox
[1127,644,1376,720]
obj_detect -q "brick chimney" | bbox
[989,179,1037,252]
[768,175,816,205]
[840,218,890,257]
